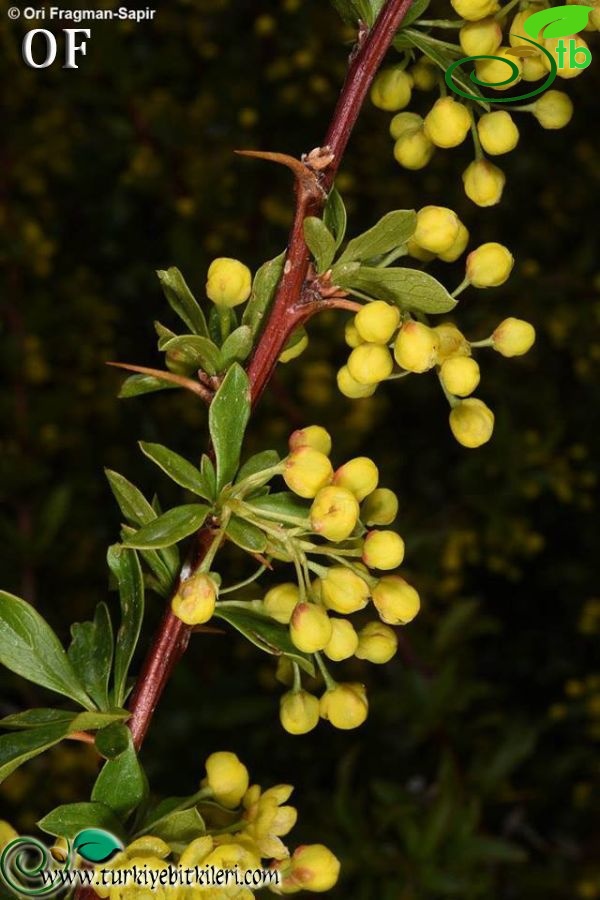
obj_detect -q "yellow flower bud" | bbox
[477,111,519,155]
[361,488,399,526]
[424,97,472,149]
[310,486,360,542]
[492,317,536,357]
[347,343,393,385]
[414,206,460,254]
[407,236,435,262]
[475,47,522,91]
[205,751,249,808]
[451,0,499,21]
[370,66,412,111]
[336,365,377,399]
[434,323,471,362]
[344,320,364,349]
[410,58,437,90]
[466,242,514,287]
[522,53,550,82]
[279,690,320,735]
[393,127,435,170]
[440,357,481,397]
[389,111,424,140]
[532,90,574,129]
[438,223,470,263]
[206,257,252,307]
[171,572,217,625]
[362,530,405,570]
[354,622,398,665]
[320,566,370,614]
[462,159,505,207]
[373,576,420,624]
[333,456,379,501]
[354,301,400,344]
[283,447,333,499]
[459,17,502,55]
[264,583,301,624]
[290,602,332,653]
[355,621,398,663]
[288,425,332,456]
[284,844,341,892]
[179,836,214,867]
[449,398,495,448]
[279,331,308,363]
[545,34,591,78]
[324,618,359,661]
[394,321,440,373]
[125,836,171,859]
[320,683,368,730]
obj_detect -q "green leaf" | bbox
[337,210,417,265]
[236,450,281,483]
[162,335,222,376]
[303,217,337,274]
[335,266,457,314]
[330,0,357,25]
[0,723,76,784]
[464,836,527,864]
[209,364,251,490]
[105,469,157,527]
[248,492,309,520]
[107,546,145,708]
[92,731,148,819]
[154,320,178,350]
[38,802,125,840]
[400,28,489,110]
[118,374,179,399]
[242,252,285,338]
[139,442,213,500]
[95,722,131,759]
[225,517,267,553]
[122,504,209,550]
[0,709,128,732]
[120,526,178,599]
[73,828,123,864]
[323,187,347,250]
[0,592,93,709]
[200,455,217,500]
[399,0,431,28]
[220,326,253,368]
[157,268,209,336]
[214,606,315,676]
[68,603,113,711]
[208,305,237,345]
[151,807,206,844]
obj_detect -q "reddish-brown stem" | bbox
[124,0,415,753]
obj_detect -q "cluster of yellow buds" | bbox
[92,752,340,898]
[370,0,588,205]
[335,220,535,449]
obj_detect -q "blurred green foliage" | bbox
[0,0,598,896]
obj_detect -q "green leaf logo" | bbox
[73,828,123,863]
[523,5,592,40]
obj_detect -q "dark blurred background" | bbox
[1,1,598,897]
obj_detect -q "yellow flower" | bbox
[206,258,252,307]
[242,784,297,859]
[283,447,333,498]
[424,97,472,148]
[545,34,591,78]
[451,0,499,21]
[414,206,460,254]
[347,343,393,385]
[462,160,505,207]
[320,683,369,730]
[449,398,495,448]
[370,67,412,111]
[288,425,332,456]
[475,47,522,91]
[333,456,379,501]
[362,530,405,570]
[320,566,370,614]
[344,320,364,348]
[459,17,502,55]
[410,57,437,90]
[440,357,481,397]
[438,223,470,263]
[204,751,250,809]
[434,323,470,362]
[360,487,399,526]
[171,572,217,626]
[263,583,300,624]
[336,365,377,399]
[279,844,341,893]
[355,622,398,663]
[354,301,400,343]
[492,317,536,357]
[373,576,420,624]
[324,618,359,661]
[532,90,574,129]
[466,242,514,287]
[389,111,424,140]
[280,691,320,735]
[393,128,435,170]
[394,321,439,373]
[310,486,360,541]
[290,602,332,653]
[477,111,520,156]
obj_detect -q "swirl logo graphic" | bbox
[445,5,593,103]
